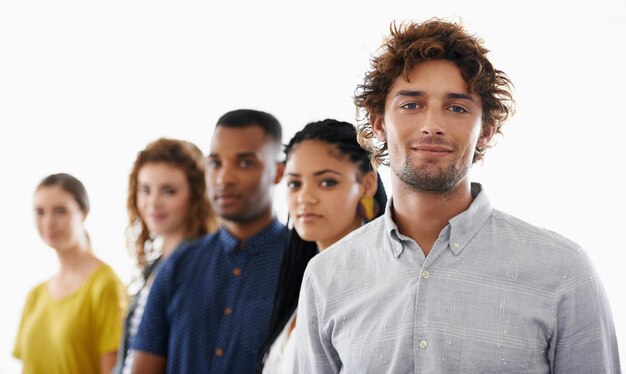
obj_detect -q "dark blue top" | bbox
[132,219,287,374]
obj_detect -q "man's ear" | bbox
[274,161,285,184]
[371,115,386,143]
[477,124,496,149]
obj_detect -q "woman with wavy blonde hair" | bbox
[114,137,219,374]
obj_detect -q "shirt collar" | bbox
[217,218,285,256]
[384,182,492,257]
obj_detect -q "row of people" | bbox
[128,112,388,373]
[14,18,620,374]
[13,113,383,373]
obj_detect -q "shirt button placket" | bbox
[215,259,244,367]
[416,265,431,371]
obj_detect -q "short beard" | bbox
[396,159,466,196]
[217,204,269,224]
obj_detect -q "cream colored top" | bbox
[263,311,297,374]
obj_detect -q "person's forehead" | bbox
[210,125,273,154]
[34,186,77,205]
[137,163,187,182]
[390,60,468,91]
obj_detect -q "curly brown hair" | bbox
[354,18,515,165]
[127,138,219,269]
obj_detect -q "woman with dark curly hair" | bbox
[114,137,219,374]
[257,119,387,373]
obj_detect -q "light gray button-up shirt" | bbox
[293,184,620,373]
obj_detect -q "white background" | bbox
[1,0,624,371]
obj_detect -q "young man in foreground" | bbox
[293,19,620,373]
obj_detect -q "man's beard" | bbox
[215,198,269,224]
[396,158,467,194]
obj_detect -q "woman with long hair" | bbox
[114,137,219,373]
[13,173,127,374]
[257,119,387,373]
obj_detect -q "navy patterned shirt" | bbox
[132,219,287,373]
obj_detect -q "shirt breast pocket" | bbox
[241,298,273,352]
[458,339,534,374]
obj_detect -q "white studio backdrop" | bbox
[1,0,624,371]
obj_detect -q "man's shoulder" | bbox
[259,219,288,250]
[307,217,386,272]
[162,231,222,270]
[490,208,584,257]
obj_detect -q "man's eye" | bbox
[207,159,220,169]
[239,159,254,168]
[401,103,419,110]
[449,105,467,113]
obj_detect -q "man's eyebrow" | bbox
[235,152,258,158]
[447,92,475,102]
[208,152,258,158]
[394,90,475,102]
[394,90,424,98]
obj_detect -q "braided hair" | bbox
[257,119,387,371]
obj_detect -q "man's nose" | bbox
[421,107,445,136]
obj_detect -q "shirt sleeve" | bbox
[550,251,621,373]
[130,260,172,357]
[93,272,127,355]
[292,263,342,374]
[12,288,37,359]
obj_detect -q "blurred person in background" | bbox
[13,172,127,374]
[114,137,219,374]
[132,109,287,374]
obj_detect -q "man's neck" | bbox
[222,210,275,241]
[391,177,474,256]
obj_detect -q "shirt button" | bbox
[422,271,430,279]
[452,242,461,249]
[215,347,224,357]
[419,340,428,349]
[232,267,242,276]
[224,307,233,316]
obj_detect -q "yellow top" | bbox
[13,264,127,374]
